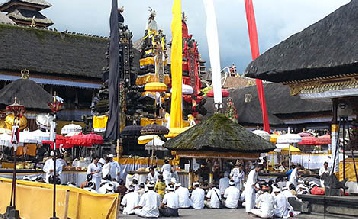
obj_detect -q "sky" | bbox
[37,0,351,74]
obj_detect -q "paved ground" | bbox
[119,208,357,219]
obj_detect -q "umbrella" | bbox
[277,132,302,144]
[141,124,169,135]
[144,82,167,92]
[270,134,280,143]
[0,133,12,147]
[145,138,167,151]
[275,144,301,154]
[121,125,142,137]
[85,133,104,145]
[317,134,331,145]
[68,133,103,147]
[298,136,318,145]
[298,132,313,137]
[206,89,229,97]
[138,135,160,145]
[42,135,73,149]
[253,130,270,141]
[61,123,82,135]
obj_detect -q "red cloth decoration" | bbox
[245,0,270,133]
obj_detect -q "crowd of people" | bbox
[38,154,337,218]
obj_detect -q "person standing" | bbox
[121,185,140,215]
[230,163,245,191]
[134,182,161,218]
[190,182,205,209]
[160,185,179,217]
[245,164,261,213]
[161,159,172,185]
[287,164,301,188]
[319,161,331,187]
[86,156,102,191]
[147,166,159,183]
[43,151,64,184]
[224,180,241,209]
[108,154,121,181]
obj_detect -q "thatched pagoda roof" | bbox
[245,0,358,83]
[204,83,332,126]
[0,0,52,11]
[164,113,276,153]
[7,9,53,26]
[0,78,52,110]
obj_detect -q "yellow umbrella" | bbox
[164,127,191,138]
[138,135,160,145]
[270,134,280,143]
[144,82,167,92]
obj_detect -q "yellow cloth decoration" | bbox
[145,82,167,92]
[170,0,183,128]
[135,74,171,86]
[93,115,108,129]
[140,57,155,66]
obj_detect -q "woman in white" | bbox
[87,157,102,191]
[161,159,172,185]
[245,164,261,213]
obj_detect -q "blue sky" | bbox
[36,0,351,73]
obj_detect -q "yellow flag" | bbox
[170,0,183,128]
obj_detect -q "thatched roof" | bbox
[7,9,53,26]
[0,78,52,110]
[245,0,358,83]
[204,83,331,126]
[0,23,108,79]
[164,113,276,153]
[0,12,14,24]
[0,0,52,11]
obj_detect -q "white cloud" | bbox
[41,0,350,72]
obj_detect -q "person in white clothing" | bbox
[230,163,245,191]
[147,166,159,183]
[160,185,179,217]
[108,154,121,181]
[273,187,291,218]
[161,160,172,185]
[174,183,192,208]
[224,180,241,209]
[121,185,140,215]
[219,172,230,195]
[319,161,331,187]
[102,157,111,179]
[86,157,102,191]
[204,185,221,209]
[244,164,261,213]
[287,164,301,188]
[251,186,275,218]
[42,151,64,184]
[134,182,161,218]
[190,182,205,209]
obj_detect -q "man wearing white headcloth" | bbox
[273,187,291,218]
[43,151,63,183]
[121,185,140,215]
[190,182,205,209]
[224,180,241,209]
[134,182,161,218]
[175,183,192,208]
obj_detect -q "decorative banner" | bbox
[203,0,222,109]
[245,0,270,133]
[170,0,183,128]
[105,0,120,140]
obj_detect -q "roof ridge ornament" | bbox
[21,69,29,79]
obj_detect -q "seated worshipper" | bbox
[80,174,93,189]
[134,182,161,218]
[138,183,146,197]
[251,185,275,219]
[147,166,159,183]
[42,151,64,184]
[174,183,192,208]
[296,184,309,195]
[190,182,205,209]
[219,172,230,196]
[160,185,179,217]
[155,174,167,200]
[116,179,127,197]
[224,180,241,209]
[121,185,140,215]
[204,184,221,209]
[273,187,291,218]
[319,161,331,187]
[309,181,325,195]
[98,182,114,194]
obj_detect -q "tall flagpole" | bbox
[245,0,270,133]
[105,0,120,142]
